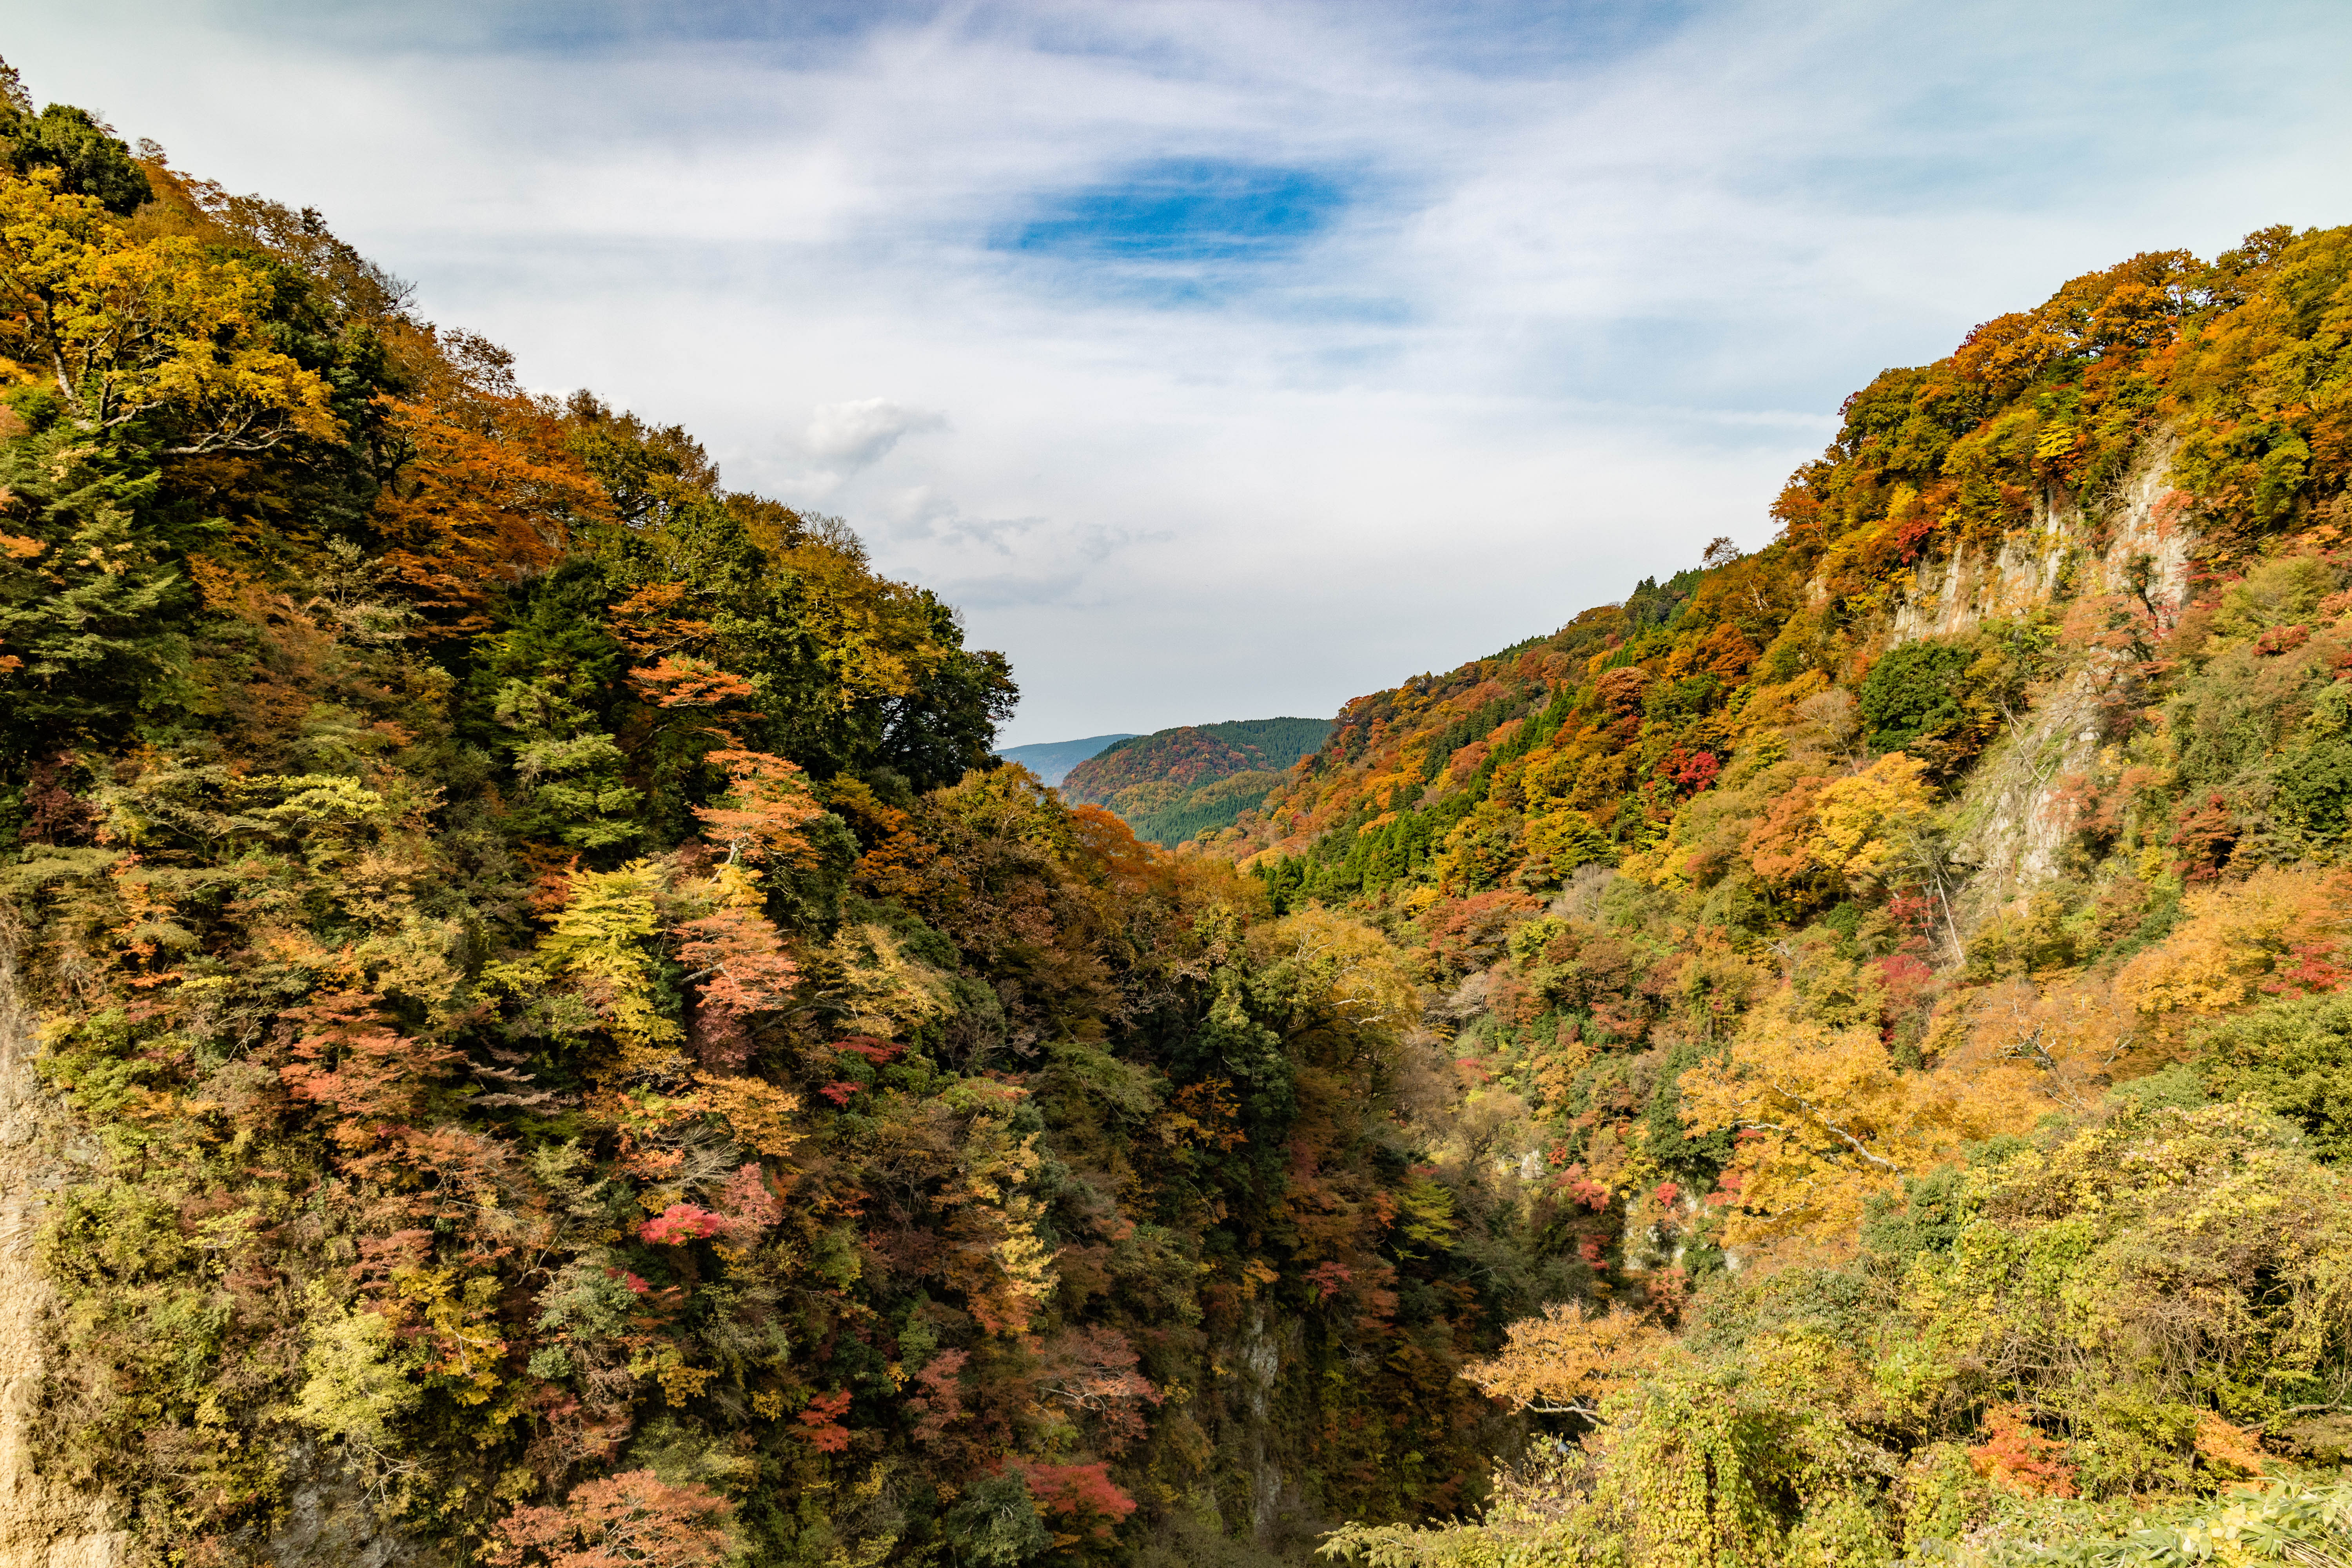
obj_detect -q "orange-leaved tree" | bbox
[693,748,826,867]
[369,341,610,633]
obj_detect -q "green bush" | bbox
[2193,993,2352,1161]
[2273,737,2352,850]
[1859,640,1973,755]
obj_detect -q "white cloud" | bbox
[14,0,2352,742]
[782,397,948,497]
[799,398,947,471]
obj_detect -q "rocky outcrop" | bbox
[1942,663,2119,925]
[0,961,123,1568]
[1233,1305,1307,1549]
[1891,430,2193,644]
[1891,432,2197,922]
[253,1445,442,1568]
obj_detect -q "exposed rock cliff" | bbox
[1892,432,2198,923]
[1889,429,2192,643]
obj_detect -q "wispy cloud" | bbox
[861,483,1158,611]
[18,0,2351,741]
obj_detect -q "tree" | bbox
[1006,1461,1138,1549]
[369,370,607,633]
[495,676,641,851]
[0,167,336,452]
[279,989,462,1179]
[2194,991,2352,1160]
[673,864,798,1069]
[1460,1302,1669,1418]
[1859,640,1973,756]
[1,97,151,215]
[938,1470,1051,1566]
[1808,751,1936,888]
[692,748,825,867]
[487,1470,733,1568]
[2115,866,2350,1033]
[1679,991,2045,1247]
[0,426,190,751]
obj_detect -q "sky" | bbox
[12,0,2352,744]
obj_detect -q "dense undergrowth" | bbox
[4,56,2351,1568]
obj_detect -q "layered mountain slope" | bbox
[1062,718,1330,847]
[988,733,1136,787]
[1236,228,2351,914]
[1261,227,2352,1563]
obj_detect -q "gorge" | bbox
[1,62,2350,1568]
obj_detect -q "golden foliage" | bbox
[2116,865,2352,1022]
[0,167,337,450]
[1808,751,1935,886]
[1257,906,1423,1033]
[696,1076,805,1158]
[1681,990,2046,1249]
[531,860,686,1080]
[818,923,951,1038]
[1460,1301,1670,1416]
[772,524,948,707]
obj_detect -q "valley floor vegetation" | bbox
[1,54,2349,1568]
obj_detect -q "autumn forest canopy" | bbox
[2,55,2351,1568]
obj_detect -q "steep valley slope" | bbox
[1228,226,2352,1564]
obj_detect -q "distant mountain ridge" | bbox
[990,731,1137,786]
[1063,717,1331,846]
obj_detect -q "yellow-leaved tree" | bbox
[1460,1302,1671,1417]
[0,166,337,452]
[1256,905,1424,1037]
[1743,750,1938,902]
[1808,751,1936,887]
[2116,865,2351,1025]
[1680,990,2046,1249]
[528,860,686,1083]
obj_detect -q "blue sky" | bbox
[1007,160,1353,265]
[14,1,2352,743]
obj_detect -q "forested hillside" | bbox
[4,52,2352,1568]
[1063,719,1330,848]
[1226,228,2352,1562]
[0,71,1569,1568]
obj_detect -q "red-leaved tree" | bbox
[279,989,461,1180]
[487,1470,733,1567]
[1007,1459,1137,1546]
